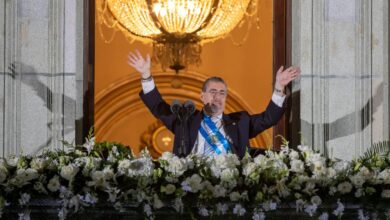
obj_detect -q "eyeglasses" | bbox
[206,89,227,97]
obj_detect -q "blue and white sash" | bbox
[199,116,230,155]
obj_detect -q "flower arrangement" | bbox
[0,136,389,220]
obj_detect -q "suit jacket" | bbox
[140,88,285,158]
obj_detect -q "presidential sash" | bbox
[199,116,230,155]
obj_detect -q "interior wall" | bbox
[95,0,274,154]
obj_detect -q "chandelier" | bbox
[97,0,258,72]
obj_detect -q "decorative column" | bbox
[291,0,389,160]
[0,0,85,157]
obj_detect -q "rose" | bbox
[60,164,79,181]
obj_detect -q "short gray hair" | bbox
[202,77,227,92]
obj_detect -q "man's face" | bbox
[201,81,227,116]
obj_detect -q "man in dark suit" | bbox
[128,51,300,158]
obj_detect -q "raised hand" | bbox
[275,66,301,91]
[127,50,151,79]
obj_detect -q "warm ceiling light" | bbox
[97,0,258,72]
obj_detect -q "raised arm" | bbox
[128,50,151,80]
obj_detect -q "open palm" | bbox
[128,50,151,79]
[275,66,301,88]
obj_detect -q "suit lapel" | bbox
[188,110,202,152]
[222,114,239,154]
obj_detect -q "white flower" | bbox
[181,174,202,193]
[295,199,305,212]
[253,155,267,167]
[173,198,183,213]
[310,195,322,206]
[240,191,249,201]
[220,168,237,182]
[0,165,8,183]
[329,186,337,196]
[165,157,188,176]
[198,207,209,216]
[153,194,164,209]
[318,212,329,220]
[69,195,81,212]
[355,188,364,198]
[290,159,304,173]
[312,160,327,176]
[11,168,39,187]
[303,182,317,195]
[89,170,107,187]
[333,161,350,173]
[18,193,30,206]
[304,204,317,216]
[216,203,228,215]
[269,202,277,210]
[214,154,240,169]
[327,167,336,179]
[34,182,48,194]
[83,137,95,154]
[243,162,257,176]
[104,186,120,203]
[143,204,152,217]
[161,184,176,195]
[30,158,48,171]
[18,209,31,220]
[47,175,61,192]
[378,169,390,184]
[381,189,390,198]
[289,150,300,160]
[213,184,227,198]
[60,164,79,181]
[297,145,311,152]
[117,159,131,174]
[233,204,246,216]
[332,199,344,218]
[358,166,373,180]
[79,192,98,205]
[357,209,369,220]
[127,157,154,177]
[6,157,19,167]
[349,174,365,187]
[337,181,353,194]
[229,191,241,202]
[276,181,291,198]
[103,166,114,180]
[262,201,277,211]
[252,211,266,220]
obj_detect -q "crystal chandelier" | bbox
[97,0,258,72]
